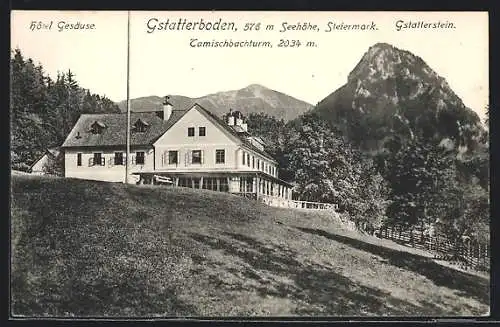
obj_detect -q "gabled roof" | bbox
[61,111,187,148]
[61,103,276,162]
[29,147,61,171]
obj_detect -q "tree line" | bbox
[10,48,120,171]
[246,110,489,253]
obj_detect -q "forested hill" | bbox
[10,48,121,171]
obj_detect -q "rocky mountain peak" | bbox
[348,43,440,85]
[315,43,484,152]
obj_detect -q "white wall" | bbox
[154,105,241,172]
[153,105,279,178]
[236,148,279,178]
[64,147,153,183]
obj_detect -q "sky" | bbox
[11,11,489,120]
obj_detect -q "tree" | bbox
[10,48,121,170]
[381,139,456,230]
[435,176,489,244]
[284,113,390,231]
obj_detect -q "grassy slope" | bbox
[11,175,489,317]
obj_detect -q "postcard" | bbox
[10,10,489,318]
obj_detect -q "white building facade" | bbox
[61,99,293,201]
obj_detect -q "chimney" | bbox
[227,108,235,125]
[234,110,243,126]
[162,96,173,120]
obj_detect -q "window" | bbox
[188,127,195,137]
[192,150,202,164]
[247,154,251,167]
[199,127,206,136]
[216,149,225,164]
[193,178,200,189]
[136,151,145,165]
[178,177,191,188]
[168,150,178,164]
[252,157,255,168]
[114,152,124,165]
[90,121,106,134]
[219,178,229,192]
[257,159,260,170]
[239,177,253,193]
[242,151,246,165]
[133,119,149,133]
[93,153,104,166]
[77,153,82,166]
[202,177,218,191]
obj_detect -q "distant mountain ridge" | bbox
[117,84,313,121]
[313,42,485,153]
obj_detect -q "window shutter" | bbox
[201,150,204,164]
[132,155,136,164]
[109,157,114,167]
[185,150,189,166]
[101,157,105,166]
[89,157,94,167]
[161,152,165,166]
[188,150,192,164]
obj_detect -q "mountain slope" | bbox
[11,174,488,316]
[118,84,313,121]
[314,43,485,152]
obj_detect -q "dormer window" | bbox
[90,121,106,134]
[133,119,149,133]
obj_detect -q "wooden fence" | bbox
[378,226,489,272]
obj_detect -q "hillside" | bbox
[11,175,489,317]
[313,43,485,152]
[117,84,313,121]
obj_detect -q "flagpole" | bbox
[125,10,131,184]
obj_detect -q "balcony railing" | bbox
[258,194,338,210]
